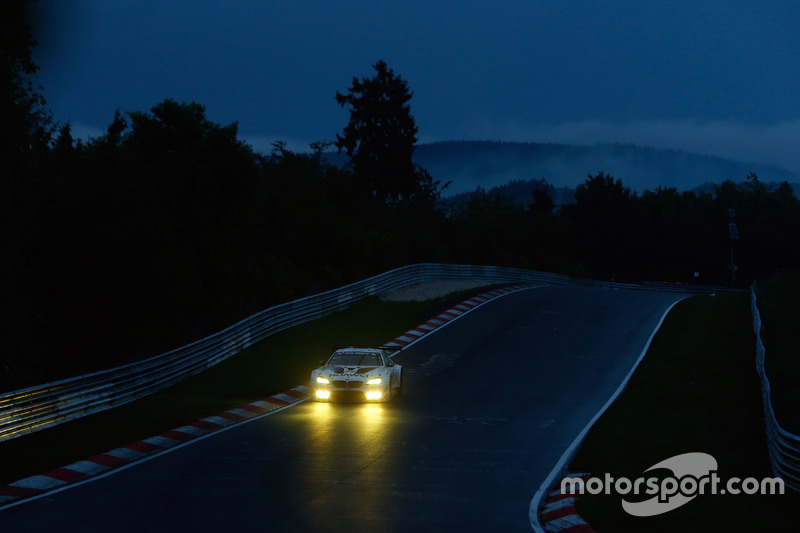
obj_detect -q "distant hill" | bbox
[441,179,576,208]
[412,141,800,197]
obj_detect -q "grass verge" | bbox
[756,272,800,435]
[569,292,799,531]
[0,291,480,487]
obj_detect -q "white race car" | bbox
[311,346,403,402]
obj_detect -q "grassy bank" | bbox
[0,292,472,487]
[756,272,800,435]
[569,292,798,531]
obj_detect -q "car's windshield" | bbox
[328,353,381,366]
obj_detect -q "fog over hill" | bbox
[411,141,800,198]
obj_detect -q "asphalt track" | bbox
[0,284,686,532]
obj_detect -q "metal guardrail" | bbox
[0,263,718,443]
[751,283,800,491]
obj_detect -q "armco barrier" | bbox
[0,263,715,443]
[751,283,800,491]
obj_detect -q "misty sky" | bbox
[31,0,800,174]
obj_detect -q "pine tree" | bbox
[335,60,443,209]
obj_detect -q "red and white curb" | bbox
[540,475,599,533]
[0,283,537,509]
[383,284,536,349]
[0,384,311,508]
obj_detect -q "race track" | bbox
[0,285,686,532]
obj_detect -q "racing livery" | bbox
[311,346,403,402]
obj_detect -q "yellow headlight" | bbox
[316,376,330,384]
[366,377,382,385]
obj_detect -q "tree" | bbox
[1,0,51,163]
[335,60,444,209]
[562,172,637,280]
[529,179,555,213]
[573,171,632,210]
[1,0,54,389]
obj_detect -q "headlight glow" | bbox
[365,391,382,400]
[366,377,382,385]
[316,376,330,384]
[315,390,331,399]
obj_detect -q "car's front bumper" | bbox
[311,382,388,402]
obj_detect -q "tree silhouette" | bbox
[335,60,443,209]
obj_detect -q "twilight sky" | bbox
[31,0,800,173]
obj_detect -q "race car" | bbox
[311,346,403,402]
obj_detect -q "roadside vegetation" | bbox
[756,272,800,435]
[569,291,799,530]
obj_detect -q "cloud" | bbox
[450,118,800,175]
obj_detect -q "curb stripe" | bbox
[257,397,289,407]
[225,408,258,418]
[249,400,281,410]
[0,486,43,498]
[106,447,146,462]
[125,441,164,454]
[160,429,197,442]
[542,505,579,521]
[191,419,225,430]
[42,468,87,483]
[282,388,307,399]
[201,416,237,427]
[539,475,599,533]
[217,412,247,422]
[543,496,576,512]
[142,436,181,448]
[9,475,66,490]
[544,516,592,532]
[271,393,301,404]
[86,453,128,468]
[61,460,110,476]
[545,492,577,504]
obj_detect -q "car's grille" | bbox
[332,380,363,389]
[331,390,365,402]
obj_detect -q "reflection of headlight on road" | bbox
[366,377,381,385]
[315,390,331,399]
[316,376,330,384]
[365,391,382,400]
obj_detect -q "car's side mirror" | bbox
[387,360,395,367]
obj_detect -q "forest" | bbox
[3,5,800,391]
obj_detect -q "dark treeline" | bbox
[6,102,800,389]
[3,100,445,386]
[4,5,800,390]
[445,171,800,283]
